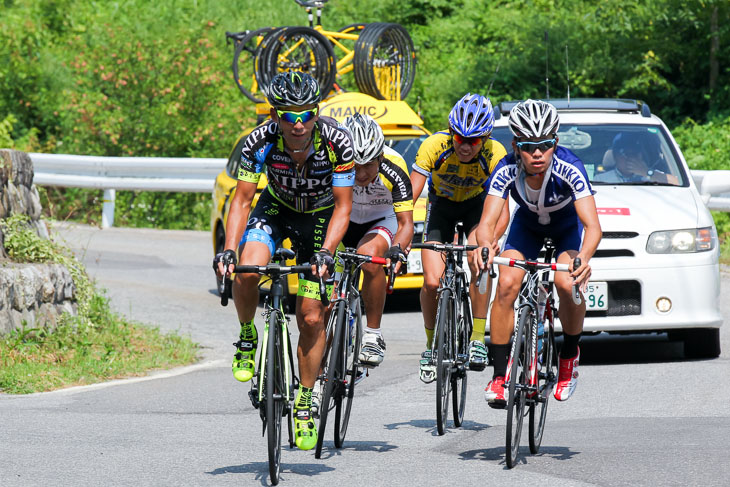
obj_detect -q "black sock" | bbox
[560,332,581,359]
[490,343,510,378]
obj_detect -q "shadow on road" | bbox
[459,445,580,465]
[206,461,334,485]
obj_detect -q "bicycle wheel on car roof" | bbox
[334,294,362,447]
[353,22,416,100]
[506,306,531,469]
[435,288,453,436]
[257,26,336,99]
[228,27,278,103]
[529,313,557,454]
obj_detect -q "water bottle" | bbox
[348,313,355,353]
[536,287,547,359]
[536,320,544,358]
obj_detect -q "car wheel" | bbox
[683,328,721,359]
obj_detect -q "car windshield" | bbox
[491,124,687,187]
[386,135,429,172]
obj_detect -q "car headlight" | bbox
[646,227,717,253]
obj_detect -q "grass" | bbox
[0,293,198,394]
[0,214,199,394]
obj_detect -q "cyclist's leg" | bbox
[356,222,392,365]
[231,201,278,383]
[463,195,490,369]
[290,207,333,450]
[552,220,585,401]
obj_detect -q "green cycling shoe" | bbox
[232,323,257,382]
[293,407,318,450]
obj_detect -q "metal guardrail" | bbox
[29,153,226,228]
[27,153,730,228]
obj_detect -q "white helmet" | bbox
[508,99,560,138]
[343,113,385,165]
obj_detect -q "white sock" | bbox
[364,327,382,336]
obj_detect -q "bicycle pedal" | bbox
[248,387,260,410]
[354,368,368,385]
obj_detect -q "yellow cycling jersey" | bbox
[413,131,507,202]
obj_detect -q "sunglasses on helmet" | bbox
[276,107,318,124]
[516,138,557,153]
[451,132,483,147]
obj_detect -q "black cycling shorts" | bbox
[423,193,485,243]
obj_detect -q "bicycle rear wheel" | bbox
[529,315,557,453]
[506,307,531,468]
[266,310,284,484]
[334,296,362,447]
[230,27,277,103]
[435,288,453,436]
[452,283,471,427]
[353,23,416,100]
[315,300,347,459]
[257,26,337,98]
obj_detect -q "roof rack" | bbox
[494,98,652,119]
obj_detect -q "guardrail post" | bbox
[102,188,115,228]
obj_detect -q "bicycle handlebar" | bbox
[335,250,398,294]
[490,255,583,305]
[411,242,479,252]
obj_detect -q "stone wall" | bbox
[0,149,77,334]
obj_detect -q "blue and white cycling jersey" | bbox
[486,146,593,226]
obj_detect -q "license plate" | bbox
[584,282,608,310]
[407,249,423,274]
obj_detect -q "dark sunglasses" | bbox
[516,138,557,153]
[452,132,483,146]
[276,107,318,124]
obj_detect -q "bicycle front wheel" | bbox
[435,288,453,436]
[529,315,557,453]
[266,310,284,484]
[452,283,471,427]
[315,300,347,459]
[506,306,531,468]
[335,296,362,447]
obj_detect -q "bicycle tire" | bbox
[314,300,347,459]
[506,307,531,468]
[231,27,277,103]
[257,26,336,98]
[452,281,471,427]
[266,309,284,484]
[334,294,362,447]
[529,314,557,453]
[435,287,453,436]
[353,22,416,100]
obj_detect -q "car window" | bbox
[225,136,247,179]
[386,135,429,172]
[491,125,687,187]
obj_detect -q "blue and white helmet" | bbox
[448,93,494,137]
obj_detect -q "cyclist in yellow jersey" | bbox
[410,93,509,383]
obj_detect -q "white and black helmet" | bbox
[508,99,560,138]
[343,113,385,165]
[266,71,322,108]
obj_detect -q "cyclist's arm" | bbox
[474,194,506,268]
[391,209,414,273]
[494,197,510,240]
[573,195,602,288]
[220,179,258,273]
[410,170,427,205]
[321,185,353,255]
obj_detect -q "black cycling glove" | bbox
[213,249,238,271]
[310,249,335,275]
[384,245,407,263]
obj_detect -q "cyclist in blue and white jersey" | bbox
[473,99,602,407]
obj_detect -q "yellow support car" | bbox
[211,91,429,296]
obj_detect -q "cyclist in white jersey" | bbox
[342,113,414,366]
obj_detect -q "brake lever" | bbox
[572,257,582,305]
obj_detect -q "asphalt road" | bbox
[1,222,729,486]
